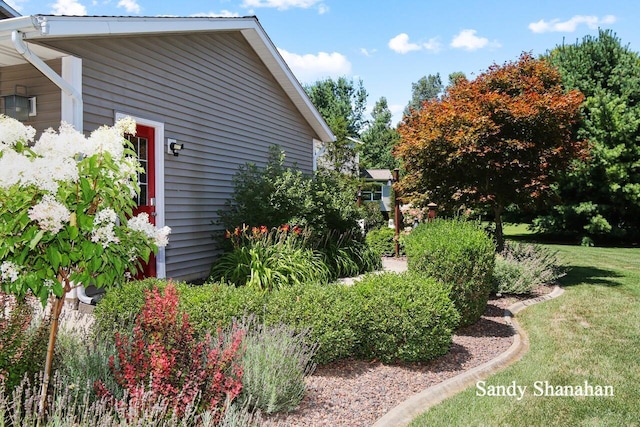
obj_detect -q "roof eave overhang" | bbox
[0,15,335,143]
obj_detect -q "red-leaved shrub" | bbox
[95,281,244,422]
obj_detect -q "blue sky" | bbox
[6,0,640,126]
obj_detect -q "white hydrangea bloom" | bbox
[17,157,79,194]
[88,125,126,160]
[127,213,171,248]
[94,208,118,225]
[114,116,137,136]
[0,116,35,151]
[28,194,71,234]
[0,261,21,283]
[32,123,87,159]
[127,212,155,237]
[91,224,120,248]
[91,208,120,248]
[0,149,30,189]
[154,226,171,247]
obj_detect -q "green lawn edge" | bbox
[409,231,640,427]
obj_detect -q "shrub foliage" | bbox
[353,272,459,363]
[492,241,566,295]
[404,218,495,327]
[94,282,245,422]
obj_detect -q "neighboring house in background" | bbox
[0,12,334,282]
[360,169,393,218]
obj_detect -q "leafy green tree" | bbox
[305,77,368,175]
[395,53,585,249]
[535,30,640,242]
[404,73,443,116]
[0,117,170,417]
[447,71,467,88]
[360,97,399,170]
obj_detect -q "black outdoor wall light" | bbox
[168,139,184,156]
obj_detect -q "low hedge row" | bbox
[404,218,495,327]
[94,272,459,365]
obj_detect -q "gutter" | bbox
[10,22,83,130]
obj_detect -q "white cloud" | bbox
[528,15,617,33]
[423,37,443,53]
[242,0,328,13]
[190,10,241,17]
[278,48,351,84]
[388,33,441,54]
[51,0,87,15]
[389,33,421,54]
[117,0,141,14]
[360,47,377,57]
[389,103,405,126]
[450,29,500,51]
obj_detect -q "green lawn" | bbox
[409,234,640,426]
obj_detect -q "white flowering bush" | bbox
[0,115,170,305]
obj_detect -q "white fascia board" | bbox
[24,15,259,38]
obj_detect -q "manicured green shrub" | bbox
[353,272,459,363]
[492,241,566,295]
[264,283,359,364]
[238,317,317,414]
[404,218,495,327]
[179,282,269,337]
[365,226,402,257]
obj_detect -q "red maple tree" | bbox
[395,53,586,248]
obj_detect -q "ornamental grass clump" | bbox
[314,231,382,280]
[492,241,567,295]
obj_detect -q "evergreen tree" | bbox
[535,30,640,242]
[403,73,443,116]
[360,97,399,170]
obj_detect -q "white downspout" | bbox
[11,29,83,131]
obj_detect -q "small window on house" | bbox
[362,184,383,201]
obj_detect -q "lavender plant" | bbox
[492,241,567,295]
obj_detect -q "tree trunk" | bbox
[38,293,65,421]
[493,204,505,252]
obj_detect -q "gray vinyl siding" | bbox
[0,60,61,132]
[43,32,319,281]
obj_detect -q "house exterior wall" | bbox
[40,32,319,281]
[0,59,62,131]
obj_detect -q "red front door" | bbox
[128,125,156,278]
